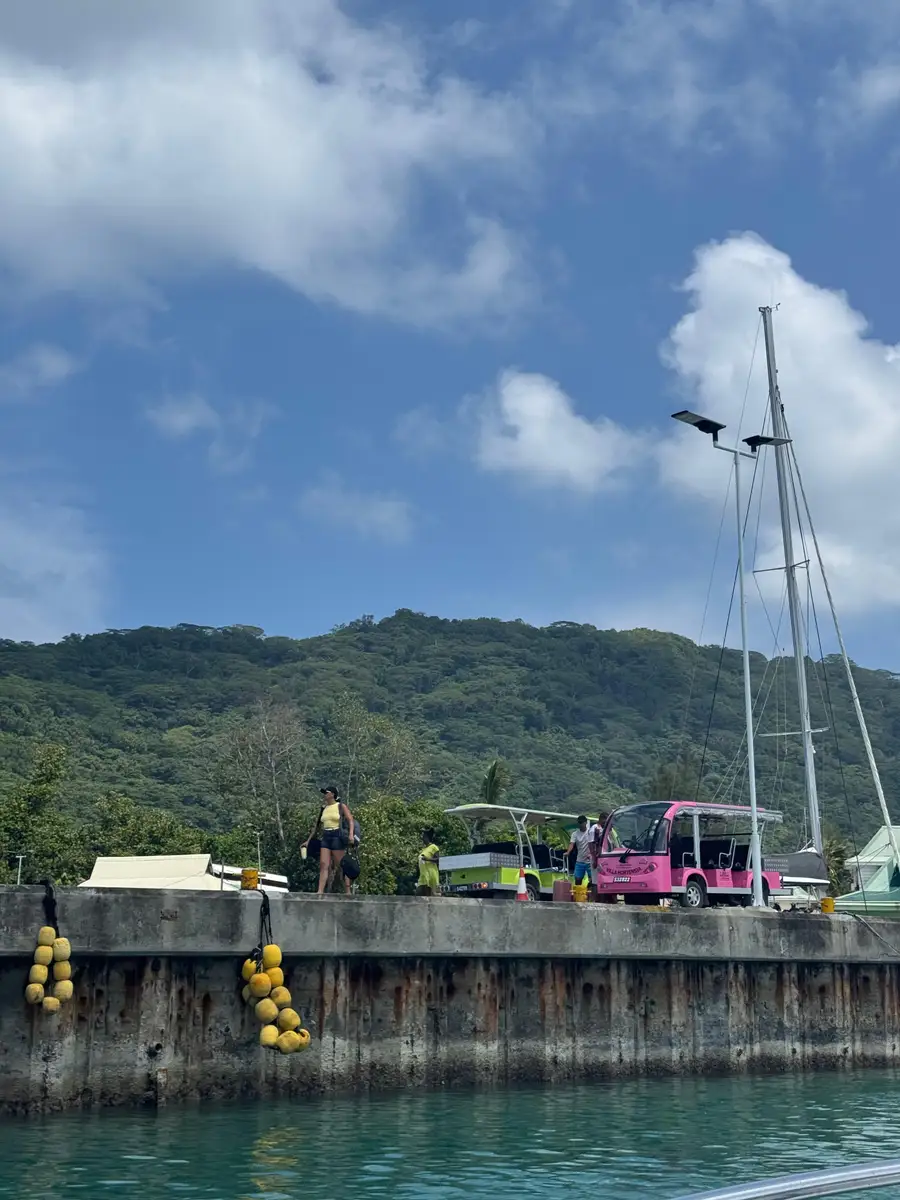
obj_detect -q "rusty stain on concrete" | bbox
[2,953,900,1115]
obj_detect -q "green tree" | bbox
[327,691,427,804]
[89,793,204,858]
[0,744,88,884]
[823,833,853,897]
[353,795,469,895]
[212,699,312,849]
[647,757,703,804]
[480,758,511,805]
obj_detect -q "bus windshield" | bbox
[605,802,669,854]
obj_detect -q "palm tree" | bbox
[480,759,511,805]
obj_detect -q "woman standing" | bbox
[302,786,356,896]
[415,829,440,897]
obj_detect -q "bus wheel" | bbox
[679,878,708,909]
[526,876,541,902]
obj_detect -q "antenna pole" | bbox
[760,306,823,856]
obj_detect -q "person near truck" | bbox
[416,829,441,896]
[567,815,593,887]
[589,812,609,885]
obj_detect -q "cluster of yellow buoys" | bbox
[25,926,73,1013]
[240,943,311,1055]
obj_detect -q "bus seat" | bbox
[531,843,552,870]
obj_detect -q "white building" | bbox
[844,826,900,892]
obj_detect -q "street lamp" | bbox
[671,410,789,909]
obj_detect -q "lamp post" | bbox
[671,410,789,908]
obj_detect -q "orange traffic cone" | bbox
[516,868,530,901]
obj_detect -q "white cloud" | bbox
[0,0,535,328]
[472,369,647,494]
[0,485,107,641]
[549,0,900,153]
[1,0,897,343]
[821,61,900,137]
[146,393,219,438]
[0,343,78,401]
[299,475,414,544]
[657,232,900,615]
[146,392,275,473]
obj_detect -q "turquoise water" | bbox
[3,1072,900,1199]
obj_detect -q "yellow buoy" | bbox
[42,995,61,1014]
[270,986,292,1009]
[53,980,74,1003]
[277,1007,301,1032]
[34,945,53,968]
[37,927,56,948]
[255,998,278,1024]
[296,1028,311,1050]
[275,1030,301,1054]
[260,1024,279,1049]
[53,961,72,982]
[249,972,272,998]
[266,967,284,989]
[241,958,257,982]
[29,964,48,986]
[262,944,282,971]
[25,983,44,1005]
[241,984,252,1004]
[52,937,71,962]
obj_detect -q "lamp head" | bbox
[671,410,727,444]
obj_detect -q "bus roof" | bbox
[617,799,783,825]
[444,804,580,826]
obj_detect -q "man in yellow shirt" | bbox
[416,829,440,897]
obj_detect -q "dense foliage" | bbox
[1,610,898,886]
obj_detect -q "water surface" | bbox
[3,1071,900,1199]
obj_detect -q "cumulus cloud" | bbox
[0,343,78,401]
[0,0,535,328]
[471,369,647,494]
[299,475,414,544]
[0,486,107,642]
[658,233,900,615]
[466,235,900,625]
[1,0,898,339]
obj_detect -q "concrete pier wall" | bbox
[1,888,899,1115]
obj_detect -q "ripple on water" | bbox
[4,1072,900,1199]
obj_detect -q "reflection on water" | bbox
[2,1071,900,1199]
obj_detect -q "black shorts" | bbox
[321,829,348,852]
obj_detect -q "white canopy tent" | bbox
[78,854,288,894]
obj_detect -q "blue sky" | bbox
[2,0,900,669]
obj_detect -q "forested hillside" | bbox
[1,609,898,886]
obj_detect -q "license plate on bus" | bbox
[614,876,631,883]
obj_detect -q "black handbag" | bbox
[341,853,360,880]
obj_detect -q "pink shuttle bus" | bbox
[595,800,783,908]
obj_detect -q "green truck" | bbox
[441,804,579,900]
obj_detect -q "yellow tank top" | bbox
[321,801,341,831]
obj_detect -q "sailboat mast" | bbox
[759,306,823,856]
